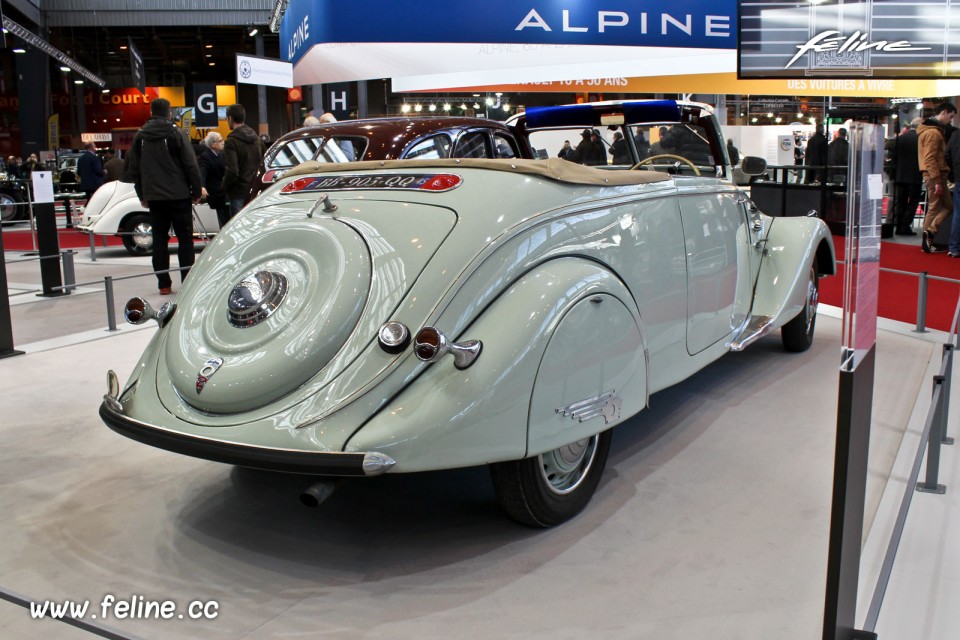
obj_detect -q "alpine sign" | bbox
[280,0,737,66]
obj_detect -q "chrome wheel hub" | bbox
[538,435,599,495]
[806,267,818,333]
[132,222,153,250]
[227,270,289,328]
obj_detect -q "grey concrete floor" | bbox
[0,262,936,640]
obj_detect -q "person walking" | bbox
[726,138,740,167]
[125,97,202,295]
[222,103,264,219]
[885,118,922,235]
[609,131,630,165]
[102,149,124,183]
[827,127,849,186]
[77,142,105,201]
[804,124,828,184]
[918,102,957,253]
[199,131,229,228]
[946,126,960,258]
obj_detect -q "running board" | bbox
[726,315,776,351]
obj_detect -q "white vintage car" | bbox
[76,181,220,255]
[100,101,835,527]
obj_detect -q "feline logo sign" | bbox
[786,30,930,69]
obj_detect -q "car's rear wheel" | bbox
[781,259,819,352]
[490,429,612,527]
[0,190,23,222]
[121,214,153,255]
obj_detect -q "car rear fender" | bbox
[345,257,647,472]
[749,216,835,329]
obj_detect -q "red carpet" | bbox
[0,228,124,251]
[819,235,960,332]
[3,227,958,331]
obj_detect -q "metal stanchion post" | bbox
[89,232,97,262]
[915,272,928,333]
[61,250,76,293]
[944,344,954,445]
[104,276,117,331]
[917,375,947,494]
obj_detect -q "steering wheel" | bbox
[631,154,701,176]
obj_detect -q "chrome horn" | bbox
[413,326,482,370]
[124,297,176,328]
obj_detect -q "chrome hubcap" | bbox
[227,270,289,328]
[132,222,153,250]
[538,435,599,495]
[805,267,818,334]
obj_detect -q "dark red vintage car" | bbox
[250,116,530,197]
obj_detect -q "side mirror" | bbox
[740,156,767,176]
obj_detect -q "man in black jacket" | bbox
[803,124,828,184]
[886,118,922,235]
[77,142,104,202]
[222,103,265,218]
[125,97,202,295]
[827,127,849,186]
[946,122,960,257]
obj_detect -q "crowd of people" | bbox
[557,124,716,168]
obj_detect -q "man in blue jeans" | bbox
[947,128,960,257]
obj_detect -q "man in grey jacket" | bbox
[125,98,202,294]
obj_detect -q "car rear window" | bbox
[267,136,367,168]
[404,135,452,160]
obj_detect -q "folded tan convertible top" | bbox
[283,157,672,186]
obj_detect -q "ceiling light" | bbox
[205,54,212,58]
[205,44,213,49]
[766,112,774,118]
[60,66,71,72]
[473,103,481,110]
[503,104,511,112]
[102,88,110,94]
[751,117,758,123]
[12,48,25,53]
[428,104,436,112]
[74,79,84,84]
[775,116,782,123]
[414,104,422,112]
[208,62,215,66]
[443,103,451,111]
[401,104,411,113]
[248,25,259,37]
[485,97,494,106]
[797,112,803,118]
[809,117,816,124]
[120,45,127,50]
[461,103,467,110]
[116,118,120,122]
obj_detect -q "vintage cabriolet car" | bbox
[77,181,220,255]
[100,100,835,527]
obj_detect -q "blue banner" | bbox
[281,0,737,65]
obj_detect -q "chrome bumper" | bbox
[99,402,395,476]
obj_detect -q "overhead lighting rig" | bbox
[2,16,105,87]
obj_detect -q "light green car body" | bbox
[101,156,834,477]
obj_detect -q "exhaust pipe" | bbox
[300,479,336,508]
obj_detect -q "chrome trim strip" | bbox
[726,315,777,352]
[556,390,622,425]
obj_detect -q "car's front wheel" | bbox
[0,190,23,222]
[490,429,612,527]
[121,214,153,256]
[781,259,819,352]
